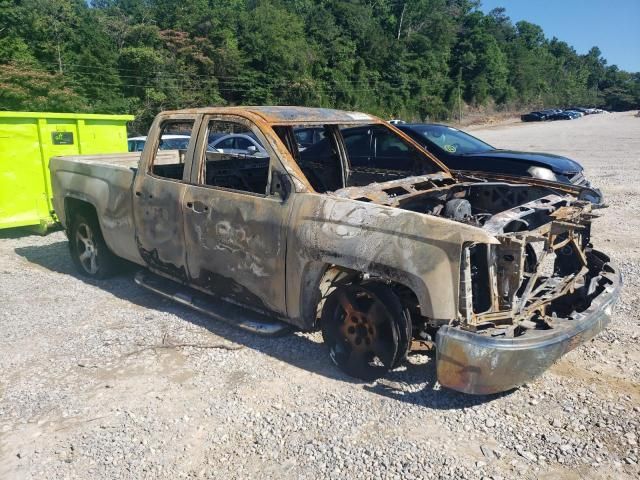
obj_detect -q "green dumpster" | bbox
[0,111,134,233]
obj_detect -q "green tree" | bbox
[0,0,637,125]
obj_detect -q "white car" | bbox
[128,134,191,152]
[388,119,407,125]
[208,133,267,156]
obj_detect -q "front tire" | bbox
[321,282,405,381]
[365,282,412,368]
[69,213,118,279]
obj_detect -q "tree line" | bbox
[1,0,639,132]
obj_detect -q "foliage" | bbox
[0,63,88,111]
[0,0,638,126]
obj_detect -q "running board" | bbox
[134,270,292,337]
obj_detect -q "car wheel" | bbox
[69,212,119,279]
[363,282,412,368]
[321,282,402,381]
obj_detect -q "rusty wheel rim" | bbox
[338,289,379,354]
[324,284,398,379]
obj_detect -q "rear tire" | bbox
[69,212,119,279]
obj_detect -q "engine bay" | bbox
[331,173,576,230]
[332,174,615,336]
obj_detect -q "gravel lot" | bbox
[1,111,639,479]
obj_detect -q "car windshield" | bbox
[410,125,494,155]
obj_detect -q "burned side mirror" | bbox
[270,170,291,201]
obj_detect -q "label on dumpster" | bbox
[51,132,74,145]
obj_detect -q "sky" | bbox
[479,0,640,72]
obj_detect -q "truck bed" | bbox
[54,154,139,168]
[51,153,147,267]
[51,150,180,170]
[49,150,184,265]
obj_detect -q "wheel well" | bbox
[314,265,422,330]
[64,198,98,230]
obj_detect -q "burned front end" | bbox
[332,176,621,394]
[436,187,621,394]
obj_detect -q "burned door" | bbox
[132,115,199,281]
[182,116,291,315]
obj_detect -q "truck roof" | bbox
[160,106,376,125]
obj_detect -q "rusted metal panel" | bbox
[179,113,294,315]
[285,189,499,325]
[182,187,290,315]
[134,176,189,281]
[243,106,375,124]
[131,112,203,280]
[158,106,374,125]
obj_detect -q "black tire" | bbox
[321,282,402,381]
[364,282,412,368]
[69,212,119,279]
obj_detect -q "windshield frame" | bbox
[277,121,452,193]
[232,108,454,193]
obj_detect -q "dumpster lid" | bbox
[0,111,134,121]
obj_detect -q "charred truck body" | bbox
[50,107,620,394]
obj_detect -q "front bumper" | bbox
[435,252,621,395]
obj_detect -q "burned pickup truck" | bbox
[50,107,620,394]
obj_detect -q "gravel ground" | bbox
[1,111,639,480]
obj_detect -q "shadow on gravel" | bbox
[0,224,64,239]
[15,240,504,410]
[363,363,511,409]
